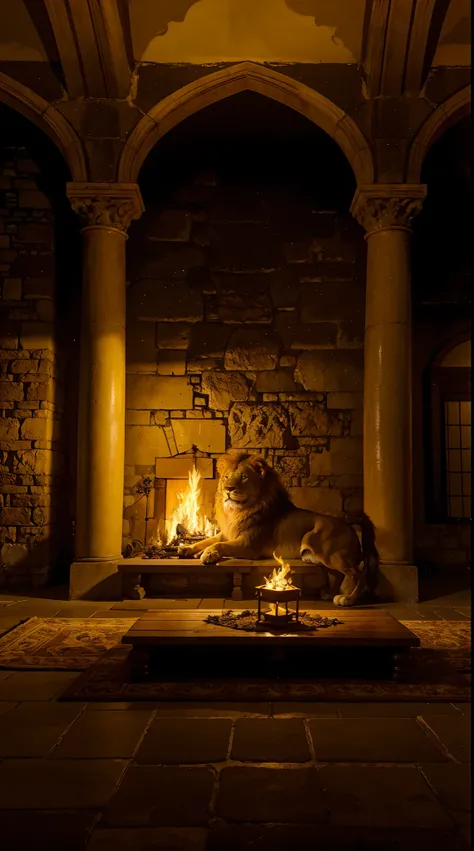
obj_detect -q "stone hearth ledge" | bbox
[70,558,419,602]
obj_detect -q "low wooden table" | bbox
[122,609,420,682]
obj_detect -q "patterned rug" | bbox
[58,619,470,703]
[0,617,137,670]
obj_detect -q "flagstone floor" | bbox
[0,585,470,851]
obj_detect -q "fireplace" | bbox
[153,449,218,552]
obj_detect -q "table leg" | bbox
[129,646,151,681]
[232,571,243,601]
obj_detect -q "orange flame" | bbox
[263,551,294,590]
[166,468,218,544]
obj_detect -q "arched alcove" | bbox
[118,62,373,185]
[123,89,366,552]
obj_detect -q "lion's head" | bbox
[215,450,288,537]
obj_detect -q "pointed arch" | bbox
[118,62,373,185]
[407,85,471,182]
[0,72,87,180]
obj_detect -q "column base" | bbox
[69,559,123,601]
[375,563,419,603]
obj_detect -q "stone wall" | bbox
[124,167,365,547]
[0,146,65,588]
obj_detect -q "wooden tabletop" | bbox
[122,609,420,648]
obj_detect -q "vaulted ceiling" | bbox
[0,0,470,99]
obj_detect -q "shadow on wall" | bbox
[0,103,81,590]
[129,0,366,63]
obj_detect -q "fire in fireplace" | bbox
[165,467,218,547]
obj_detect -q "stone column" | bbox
[66,183,144,599]
[350,184,426,601]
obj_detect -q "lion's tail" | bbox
[345,512,379,594]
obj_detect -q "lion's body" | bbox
[179,451,379,607]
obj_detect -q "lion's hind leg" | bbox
[300,531,335,601]
[329,553,365,607]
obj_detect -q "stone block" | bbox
[289,486,343,513]
[274,455,308,477]
[300,281,362,323]
[136,717,231,764]
[148,210,191,242]
[130,281,203,323]
[189,324,230,359]
[171,419,227,454]
[270,270,299,309]
[69,561,122,601]
[0,507,31,525]
[229,403,289,449]
[327,392,363,410]
[25,382,54,402]
[10,359,40,374]
[124,426,170,466]
[216,767,323,824]
[126,322,157,374]
[2,279,21,300]
[20,418,58,442]
[125,411,150,425]
[126,376,193,410]
[157,351,186,376]
[20,323,54,351]
[210,223,282,271]
[11,254,53,278]
[231,719,311,762]
[0,326,19,350]
[375,564,419,603]
[225,329,279,371]
[23,279,54,299]
[255,371,300,393]
[102,765,214,827]
[288,403,343,437]
[0,418,20,441]
[202,372,250,411]
[0,382,23,402]
[290,323,338,350]
[295,350,364,392]
[156,323,191,350]
[14,448,56,475]
[0,543,28,566]
[217,287,272,324]
[283,241,313,264]
[18,190,51,208]
[318,764,451,828]
[132,243,204,280]
[337,317,365,349]
[17,223,52,245]
[310,438,362,475]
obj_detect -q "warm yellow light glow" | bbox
[263,551,294,590]
[166,468,218,544]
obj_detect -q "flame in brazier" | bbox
[263,552,296,591]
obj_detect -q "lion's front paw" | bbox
[200,546,221,565]
[178,545,196,559]
[333,594,354,607]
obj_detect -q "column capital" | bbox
[66,182,144,233]
[350,184,427,235]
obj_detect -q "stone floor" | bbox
[0,585,470,850]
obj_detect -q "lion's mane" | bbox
[215,450,292,541]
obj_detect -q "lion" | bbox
[179,450,379,607]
